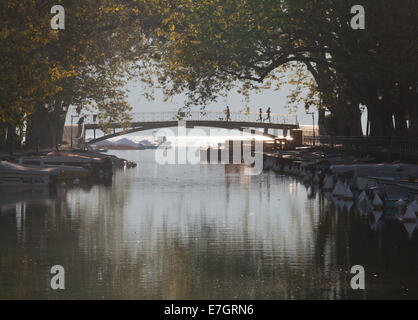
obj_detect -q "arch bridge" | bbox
[81,111,299,144]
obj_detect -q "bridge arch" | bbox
[80,111,299,144]
[86,122,286,144]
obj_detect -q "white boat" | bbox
[332,179,345,198]
[354,176,370,191]
[344,200,353,212]
[342,183,354,200]
[395,198,407,212]
[408,200,418,213]
[402,221,417,239]
[373,210,384,222]
[357,190,368,204]
[14,151,114,179]
[16,157,89,180]
[0,161,59,187]
[323,175,334,191]
[403,206,417,223]
[16,152,100,167]
[372,192,384,209]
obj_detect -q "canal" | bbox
[0,149,417,299]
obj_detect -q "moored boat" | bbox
[15,157,89,180]
[402,205,417,223]
[332,179,345,198]
[323,175,334,191]
[0,161,59,187]
[372,192,384,210]
[14,151,113,181]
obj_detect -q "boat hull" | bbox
[0,172,54,187]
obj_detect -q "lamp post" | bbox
[93,114,97,139]
[305,104,315,146]
[56,104,68,150]
[70,114,79,149]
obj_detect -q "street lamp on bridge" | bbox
[305,104,315,146]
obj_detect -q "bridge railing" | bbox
[83,111,298,125]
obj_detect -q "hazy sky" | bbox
[125,79,367,131]
[68,76,367,136]
[125,79,313,125]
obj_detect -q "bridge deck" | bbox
[84,111,298,128]
[85,120,299,130]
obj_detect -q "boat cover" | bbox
[0,161,59,175]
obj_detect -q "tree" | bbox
[1,0,150,149]
[138,0,417,137]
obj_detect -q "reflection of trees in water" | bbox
[0,171,132,299]
[0,188,74,299]
[61,169,133,299]
[109,176,336,299]
[2,166,418,299]
[312,192,418,299]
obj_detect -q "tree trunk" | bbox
[26,106,54,149]
[318,107,326,136]
[5,124,18,155]
[345,103,363,136]
[26,102,69,150]
[0,122,6,150]
[407,93,418,136]
[367,101,394,137]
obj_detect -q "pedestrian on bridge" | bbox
[265,107,271,122]
[258,108,263,122]
[225,106,231,121]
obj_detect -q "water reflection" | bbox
[0,150,417,299]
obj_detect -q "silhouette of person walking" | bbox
[225,106,231,121]
[265,107,271,122]
[258,108,263,122]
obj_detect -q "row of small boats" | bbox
[0,151,116,188]
[0,161,60,187]
[264,156,418,223]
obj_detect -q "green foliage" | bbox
[1,0,417,143]
[0,0,152,141]
[138,0,417,135]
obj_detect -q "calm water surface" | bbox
[1,150,417,299]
